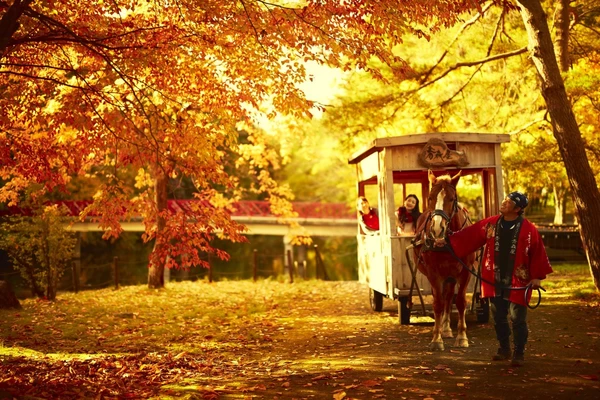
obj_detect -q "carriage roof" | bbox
[348,132,510,166]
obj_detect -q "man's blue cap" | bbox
[508,191,528,209]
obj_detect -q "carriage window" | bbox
[394,182,424,236]
[392,183,423,208]
[456,173,485,221]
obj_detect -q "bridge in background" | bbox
[0,199,588,268]
[0,200,585,257]
[1,200,359,238]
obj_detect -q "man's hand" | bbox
[434,238,446,247]
[530,278,542,290]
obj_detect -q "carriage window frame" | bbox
[389,169,492,222]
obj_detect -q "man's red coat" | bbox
[448,215,553,306]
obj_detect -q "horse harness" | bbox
[412,198,470,252]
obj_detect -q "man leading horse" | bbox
[434,190,553,367]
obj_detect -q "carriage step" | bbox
[394,288,425,296]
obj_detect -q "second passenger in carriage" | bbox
[357,196,379,235]
[396,194,422,235]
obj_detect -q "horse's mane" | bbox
[429,175,455,198]
[434,174,452,183]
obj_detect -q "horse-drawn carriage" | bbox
[348,133,510,327]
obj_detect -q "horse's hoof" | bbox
[429,342,445,351]
[454,339,469,348]
[442,330,454,339]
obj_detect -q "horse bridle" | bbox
[424,196,460,242]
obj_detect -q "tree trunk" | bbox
[147,168,168,289]
[552,0,570,72]
[0,280,21,309]
[561,191,569,224]
[42,224,57,300]
[20,257,45,298]
[0,0,34,56]
[552,184,563,225]
[517,0,600,291]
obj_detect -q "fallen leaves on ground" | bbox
[0,352,218,399]
[0,277,599,399]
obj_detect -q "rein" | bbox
[438,243,545,310]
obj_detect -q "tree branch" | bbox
[0,0,35,56]
[420,1,494,83]
[508,118,547,135]
[419,46,529,91]
[20,6,166,50]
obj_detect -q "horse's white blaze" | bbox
[431,188,446,236]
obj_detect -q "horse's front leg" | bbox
[453,272,470,348]
[429,281,445,351]
[442,280,455,339]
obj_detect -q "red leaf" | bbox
[361,379,381,387]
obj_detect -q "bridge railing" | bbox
[0,200,356,220]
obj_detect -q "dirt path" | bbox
[1,274,598,400]
[217,275,600,400]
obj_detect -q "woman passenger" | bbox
[357,196,379,235]
[396,194,421,235]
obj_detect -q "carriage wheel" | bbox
[398,296,411,325]
[369,289,384,312]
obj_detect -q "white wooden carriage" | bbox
[348,133,510,324]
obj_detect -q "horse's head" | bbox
[424,170,461,240]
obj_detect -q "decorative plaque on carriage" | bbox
[417,138,469,168]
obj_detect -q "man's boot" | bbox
[511,346,525,367]
[492,346,511,361]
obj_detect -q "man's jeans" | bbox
[490,297,528,353]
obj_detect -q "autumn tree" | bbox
[1,1,492,288]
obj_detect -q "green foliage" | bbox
[0,205,77,300]
[322,6,541,145]
[313,237,358,280]
[276,123,357,203]
[456,174,486,220]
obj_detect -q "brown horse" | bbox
[413,170,475,351]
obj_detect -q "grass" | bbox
[542,263,599,305]
[551,262,592,275]
[2,279,341,399]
